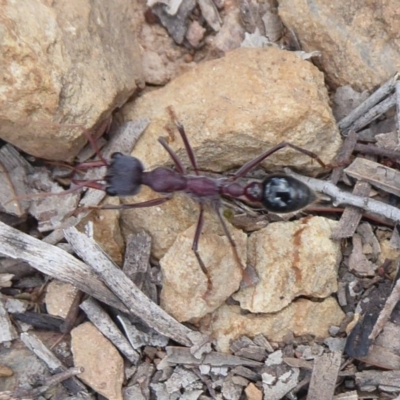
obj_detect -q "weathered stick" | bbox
[0,221,127,312]
[338,73,399,132]
[64,227,197,347]
[80,298,140,364]
[285,169,400,222]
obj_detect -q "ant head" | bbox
[105,153,144,197]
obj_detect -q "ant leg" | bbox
[80,118,111,167]
[44,160,107,179]
[212,201,258,287]
[89,196,172,210]
[233,141,326,180]
[191,204,213,291]
[167,106,199,175]
[158,137,186,174]
[74,159,108,170]
[71,179,106,191]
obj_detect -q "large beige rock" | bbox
[0,1,143,160]
[233,216,341,313]
[71,322,124,400]
[160,221,247,322]
[124,47,340,173]
[279,0,400,90]
[199,298,345,353]
[121,47,341,259]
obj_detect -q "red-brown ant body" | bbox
[74,108,325,286]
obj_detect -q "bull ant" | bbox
[69,107,326,288]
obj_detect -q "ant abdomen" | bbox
[105,153,144,197]
[261,174,316,213]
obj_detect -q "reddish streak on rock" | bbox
[292,225,307,283]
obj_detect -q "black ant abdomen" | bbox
[261,174,316,213]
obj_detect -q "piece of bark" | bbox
[0,294,17,343]
[164,365,201,396]
[231,375,250,387]
[235,346,267,362]
[337,282,348,307]
[123,385,147,400]
[283,357,313,370]
[230,336,255,353]
[0,367,85,400]
[307,351,342,400]
[122,232,157,302]
[348,93,396,133]
[369,273,400,341]
[63,227,200,347]
[354,142,400,160]
[222,375,243,399]
[27,169,80,232]
[263,9,284,42]
[356,369,400,390]
[346,281,391,358]
[198,0,221,31]
[0,211,26,229]
[13,312,64,331]
[0,144,34,217]
[60,290,84,334]
[0,221,128,312]
[130,362,155,400]
[357,344,400,370]
[338,73,399,132]
[117,315,168,349]
[390,225,400,249]
[331,181,371,239]
[375,130,398,149]
[231,366,260,381]
[357,222,381,262]
[21,332,87,395]
[285,169,400,223]
[123,231,152,283]
[263,365,300,400]
[345,157,400,197]
[330,130,357,185]
[348,234,375,276]
[0,258,35,280]
[333,391,358,400]
[80,297,139,364]
[166,347,263,367]
[252,334,274,352]
[152,0,196,45]
[375,321,400,356]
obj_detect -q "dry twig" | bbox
[63,227,207,348]
[285,169,400,222]
[338,73,399,133]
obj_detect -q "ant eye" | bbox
[106,186,118,196]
